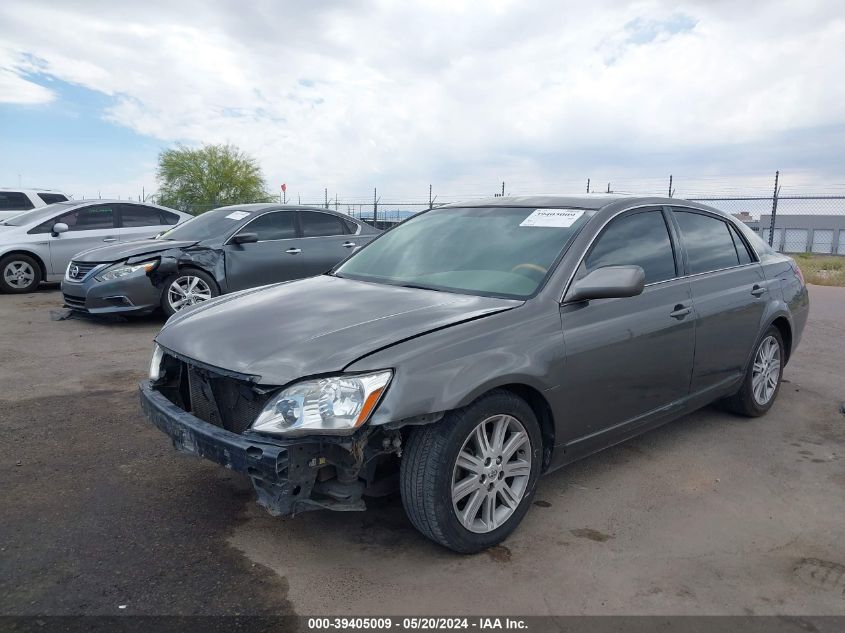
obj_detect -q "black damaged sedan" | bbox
[61,204,378,316]
[141,195,808,552]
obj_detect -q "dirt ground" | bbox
[1,285,843,616]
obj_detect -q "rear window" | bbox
[300,211,348,237]
[674,211,740,274]
[37,193,68,205]
[121,204,179,227]
[0,192,34,211]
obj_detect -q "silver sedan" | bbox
[0,200,190,293]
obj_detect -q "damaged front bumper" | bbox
[139,380,368,516]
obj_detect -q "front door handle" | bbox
[342,241,356,248]
[670,304,692,319]
[102,237,117,242]
[285,248,301,255]
[750,284,766,297]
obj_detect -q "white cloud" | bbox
[0,49,55,104]
[1,0,844,198]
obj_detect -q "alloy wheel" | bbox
[751,335,781,406]
[167,275,212,311]
[4,260,36,290]
[451,414,532,534]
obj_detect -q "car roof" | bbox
[212,202,350,214]
[0,187,67,193]
[439,194,734,219]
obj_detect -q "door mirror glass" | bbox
[565,265,645,303]
[52,222,69,235]
[231,232,258,244]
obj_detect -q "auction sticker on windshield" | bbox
[519,208,584,228]
[225,211,251,220]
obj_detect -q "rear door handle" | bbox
[285,248,301,255]
[750,284,766,297]
[342,241,357,248]
[102,237,117,242]
[670,304,692,319]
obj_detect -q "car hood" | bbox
[73,239,199,262]
[156,275,522,385]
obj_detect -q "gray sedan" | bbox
[140,195,809,552]
[0,200,190,293]
[62,204,379,316]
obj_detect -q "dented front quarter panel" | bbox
[346,297,566,429]
[149,245,227,290]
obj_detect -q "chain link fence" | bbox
[688,196,845,255]
[175,190,845,256]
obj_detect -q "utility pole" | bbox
[606,183,611,194]
[668,174,675,198]
[324,188,328,209]
[429,184,433,209]
[373,188,378,227]
[768,170,780,248]
[501,181,505,197]
[334,195,338,212]
[586,178,590,194]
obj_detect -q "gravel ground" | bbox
[0,284,843,616]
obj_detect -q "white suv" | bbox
[0,189,70,221]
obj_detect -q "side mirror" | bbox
[52,222,69,236]
[565,265,645,303]
[231,232,258,244]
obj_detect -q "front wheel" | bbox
[160,268,218,317]
[723,325,785,417]
[400,390,543,553]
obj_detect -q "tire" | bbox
[160,268,219,317]
[723,325,785,417]
[400,390,543,553]
[0,254,42,294]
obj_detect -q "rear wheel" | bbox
[723,325,784,417]
[0,254,41,293]
[400,390,542,553]
[161,268,218,317]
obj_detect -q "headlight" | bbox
[149,343,164,381]
[96,259,158,282]
[252,370,393,436]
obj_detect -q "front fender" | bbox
[345,302,564,427]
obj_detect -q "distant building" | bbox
[731,212,760,232]
[758,214,845,254]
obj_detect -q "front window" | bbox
[30,204,116,233]
[335,206,591,298]
[581,210,677,284]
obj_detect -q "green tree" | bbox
[155,144,272,213]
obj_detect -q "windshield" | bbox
[335,206,592,298]
[0,202,78,226]
[156,206,254,241]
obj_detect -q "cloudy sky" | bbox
[1,0,844,202]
